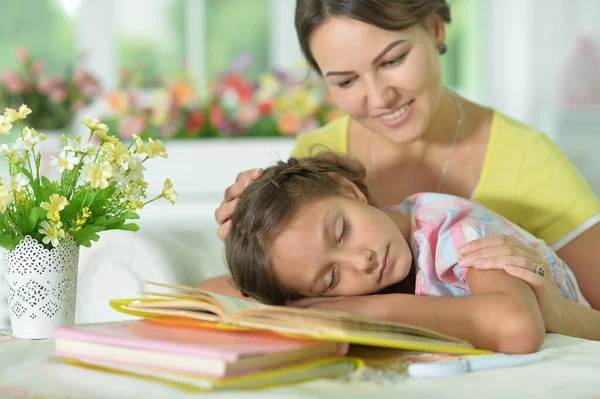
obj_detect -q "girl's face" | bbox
[309,16,445,143]
[270,185,413,297]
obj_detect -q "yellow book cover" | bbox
[65,356,361,392]
[110,281,491,355]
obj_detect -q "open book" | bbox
[111,282,490,355]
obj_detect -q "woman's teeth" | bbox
[380,101,412,120]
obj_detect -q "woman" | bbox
[210,0,600,315]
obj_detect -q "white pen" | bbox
[408,353,545,378]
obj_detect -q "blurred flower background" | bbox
[103,55,341,140]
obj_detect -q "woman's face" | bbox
[269,187,413,297]
[309,16,445,143]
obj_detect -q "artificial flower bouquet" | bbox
[0,104,176,251]
[0,47,101,131]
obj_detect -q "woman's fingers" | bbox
[214,197,240,225]
[223,168,263,204]
[461,255,540,271]
[504,265,546,292]
[214,168,263,242]
[459,246,538,267]
[458,234,539,257]
[216,219,232,242]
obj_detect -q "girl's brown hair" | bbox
[225,152,372,305]
[295,0,452,74]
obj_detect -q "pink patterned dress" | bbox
[396,193,589,305]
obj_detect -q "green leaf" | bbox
[118,223,139,232]
[0,234,22,251]
[61,199,84,222]
[25,207,47,233]
[122,212,140,220]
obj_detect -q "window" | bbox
[441,0,487,101]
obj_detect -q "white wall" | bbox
[486,0,600,129]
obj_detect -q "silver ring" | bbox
[534,264,545,277]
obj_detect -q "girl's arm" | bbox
[457,234,600,340]
[292,269,545,354]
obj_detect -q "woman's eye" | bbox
[337,79,354,89]
[382,55,406,67]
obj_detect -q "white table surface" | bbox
[1,328,600,399]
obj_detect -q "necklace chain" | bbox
[370,91,464,204]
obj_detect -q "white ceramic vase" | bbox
[1,235,79,339]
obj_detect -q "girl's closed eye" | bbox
[328,267,338,291]
[339,218,351,244]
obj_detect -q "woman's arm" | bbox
[293,269,545,353]
[556,223,600,310]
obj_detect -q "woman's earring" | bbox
[438,43,448,55]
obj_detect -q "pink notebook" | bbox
[52,320,347,378]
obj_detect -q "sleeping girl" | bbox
[216,152,599,353]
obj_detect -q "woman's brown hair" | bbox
[295,0,452,74]
[225,152,373,305]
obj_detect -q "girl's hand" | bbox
[214,168,263,242]
[288,295,379,319]
[458,234,566,333]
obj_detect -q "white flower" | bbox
[81,117,109,134]
[82,162,112,189]
[38,220,63,248]
[50,151,80,173]
[0,115,12,135]
[63,136,93,154]
[1,173,29,192]
[124,154,146,181]
[4,104,32,122]
[0,141,27,165]
[110,164,128,186]
[22,127,47,148]
[0,188,14,213]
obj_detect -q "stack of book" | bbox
[52,282,487,391]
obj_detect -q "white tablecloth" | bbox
[1,329,600,399]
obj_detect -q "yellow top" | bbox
[291,112,600,248]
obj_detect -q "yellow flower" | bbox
[161,179,177,205]
[41,194,69,221]
[130,199,144,210]
[132,134,150,157]
[0,115,12,135]
[147,138,168,159]
[81,117,109,135]
[22,127,47,148]
[102,141,130,165]
[4,104,32,122]
[82,162,112,189]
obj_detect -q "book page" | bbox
[234,306,462,342]
[142,282,268,320]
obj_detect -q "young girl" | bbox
[224,153,598,354]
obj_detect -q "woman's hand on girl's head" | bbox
[457,234,567,334]
[214,168,263,242]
